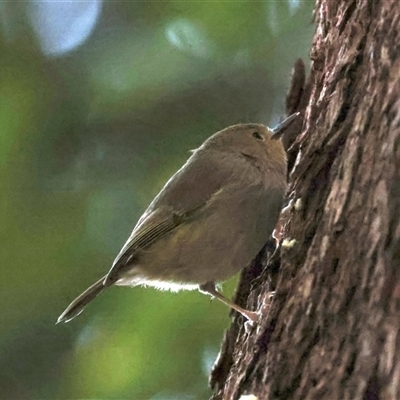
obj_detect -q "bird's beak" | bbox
[270,112,300,140]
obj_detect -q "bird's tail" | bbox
[57,275,109,324]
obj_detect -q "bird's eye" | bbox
[252,131,264,141]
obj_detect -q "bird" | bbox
[57,114,297,324]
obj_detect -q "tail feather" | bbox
[57,275,109,324]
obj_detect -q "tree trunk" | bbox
[210,1,400,399]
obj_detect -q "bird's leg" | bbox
[199,282,258,323]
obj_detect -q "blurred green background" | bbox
[0,1,314,399]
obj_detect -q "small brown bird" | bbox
[57,115,296,324]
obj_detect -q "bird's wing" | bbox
[105,149,236,284]
[104,204,202,284]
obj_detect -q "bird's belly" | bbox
[122,228,260,287]
[117,186,281,288]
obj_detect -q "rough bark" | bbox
[210,1,400,399]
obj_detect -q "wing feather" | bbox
[104,205,202,284]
